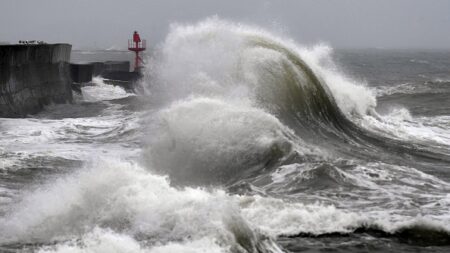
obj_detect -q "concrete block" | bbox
[0,44,73,117]
[70,63,93,83]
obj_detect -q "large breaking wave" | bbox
[144,17,450,186]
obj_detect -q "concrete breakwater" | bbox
[0,44,73,117]
[70,60,140,92]
[70,61,130,84]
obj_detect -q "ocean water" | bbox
[1,19,450,252]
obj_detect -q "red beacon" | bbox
[128,31,146,72]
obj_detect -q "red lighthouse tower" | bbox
[128,31,146,72]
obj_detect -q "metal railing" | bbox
[128,39,146,49]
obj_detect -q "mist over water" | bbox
[1,18,450,252]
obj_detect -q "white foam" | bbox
[240,195,364,236]
[433,78,450,83]
[2,158,449,251]
[362,108,450,147]
[0,112,141,171]
[375,83,417,96]
[81,77,133,102]
[37,228,227,253]
[145,97,308,183]
[239,194,450,237]
[38,228,147,253]
[0,159,276,252]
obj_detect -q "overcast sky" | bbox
[1,0,449,50]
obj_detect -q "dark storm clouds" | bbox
[1,0,449,49]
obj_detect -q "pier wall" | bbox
[0,44,73,117]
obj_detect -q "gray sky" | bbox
[1,0,449,50]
